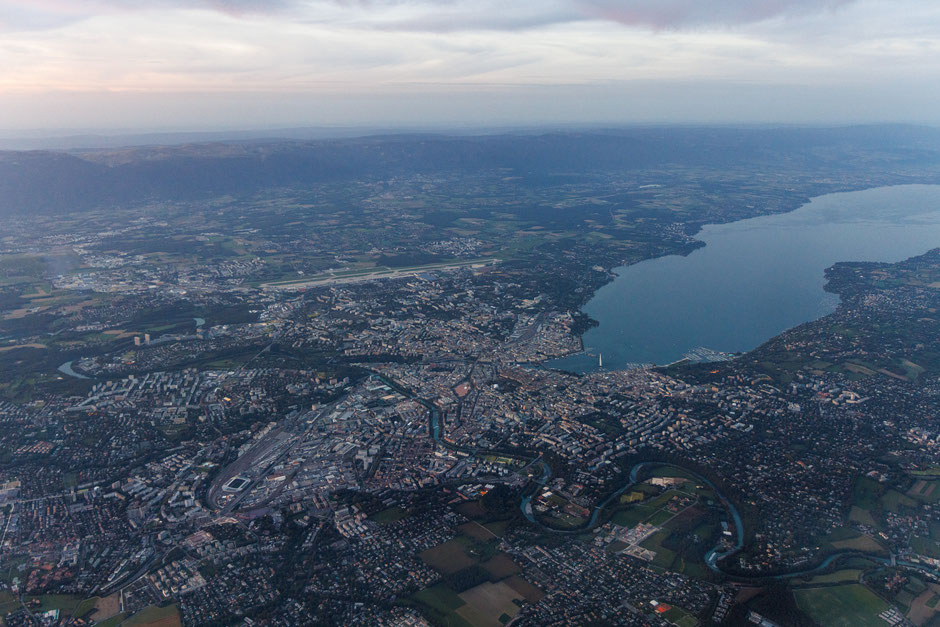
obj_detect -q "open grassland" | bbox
[122,603,183,627]
[910,535,940,559]
[414,583,466,614]
[420,539,477,574]
[802,569,863,585]
[794,584,892,627]
[459,521,499,541]
[482,553,521,579]
[458,581,524,626]
[372,506,410,524]
[831,534,887,554]
[23,594,83,615]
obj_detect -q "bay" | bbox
[549,184,940,373]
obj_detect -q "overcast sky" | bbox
[1,0,939,131]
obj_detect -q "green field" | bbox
[848,476,923,530]
[660,604,699,627]
[412,584,473,627]
[484,520,510,537]
[882,489,916,513]
[23,594,83,615]
[645,489,687,510]
[0,590,19,615]
[830,535,887,555]
[612,505,656,527]
[908,479,940,504]
[911,535,940,559]
[420,538,476,573]
[849,505,877,527]
[620,491,645,504]
[852,477,885,511]
[372,506,410,524]
[794,584,892,627]
[640,530,678,569]
[73,596,100,619]
[123,603,182,626]
[458,580,524,626]
[95,613,130,627]
[606,477,720,577]
[414,583,466,614]
[647,509,676,527]
[803,568,863,585]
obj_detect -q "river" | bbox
[549,184,940,373]
[57,360,90,380]
[390,376,940,580]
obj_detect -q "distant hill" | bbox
[1,125,939,215]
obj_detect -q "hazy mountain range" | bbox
[1,125,939,215]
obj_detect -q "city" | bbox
[0,131,938,625]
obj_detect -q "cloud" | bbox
[359,2,580,33]
[0,0,861,33]
[575,0,856,29]
[0,0,291,31]
[303,0,862,32]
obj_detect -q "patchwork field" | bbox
[413,584,468,618]
[908,479,940,505]
[907,584,940,626]
[848,475,926,534]
[414,525,542,627]
[455,501,487,519]
[420,539,476,574]
[482,553,521,579]
[87,593,123,622]
[505,575,545,603]
[458,581,524,626]
[459,521,499,541]
[605,471,721,576]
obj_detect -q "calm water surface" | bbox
[549,185,940,373]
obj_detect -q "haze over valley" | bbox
[2,1,940,626]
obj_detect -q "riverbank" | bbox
[376,370,918,583]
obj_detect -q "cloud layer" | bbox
[0,0,859,32]
[577,0,855,28]
[0,0,939,128]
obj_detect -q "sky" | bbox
[1,0,940,132]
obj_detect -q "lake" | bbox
[548,184,940,373]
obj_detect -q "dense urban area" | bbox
[0,128,938,626]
